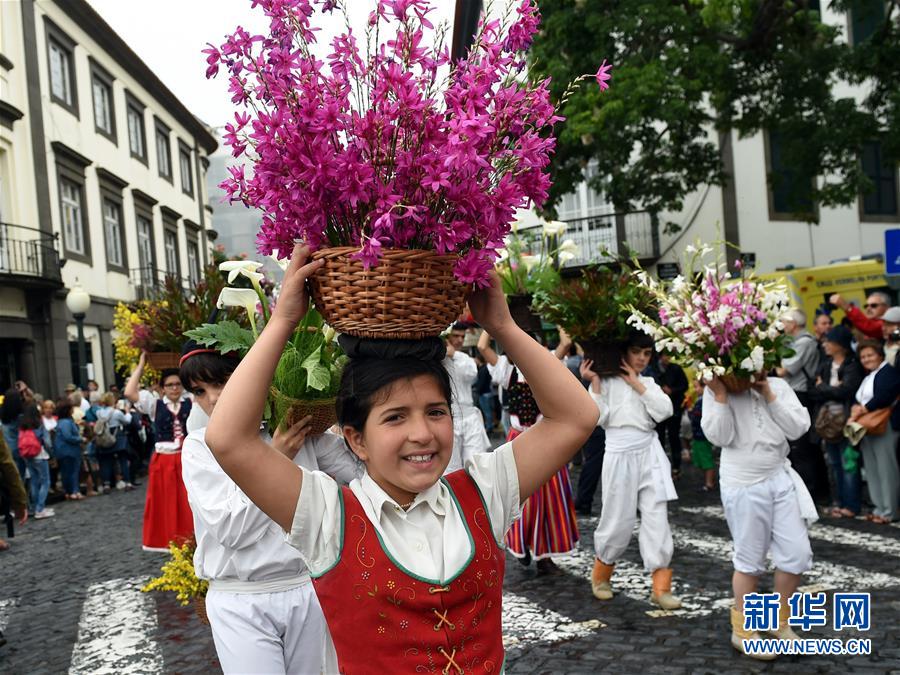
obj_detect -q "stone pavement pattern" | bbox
[2,458,899,674]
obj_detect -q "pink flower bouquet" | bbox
[205,0,609,292]
[627,244,794,387]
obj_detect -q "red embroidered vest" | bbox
[311,470,506,674]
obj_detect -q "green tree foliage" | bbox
[530,0,882,227]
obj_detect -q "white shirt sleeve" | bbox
[487,355,514,389]
[136,389,157,420]
[286,469,343,575]
[465,442,521,542]
[766,378,811,441]
[700,388,737,448]
[181,432,274,550]
[309,432,362,485]
[639,377,674,423]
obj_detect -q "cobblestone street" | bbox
[3,456,900,674]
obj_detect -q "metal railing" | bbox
[0,222,63,283]
[519,210,659,267]
[128,266,193,301]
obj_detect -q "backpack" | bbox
[17,428,42,459]
[93,417,117,448]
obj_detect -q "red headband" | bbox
[179,348,219,366]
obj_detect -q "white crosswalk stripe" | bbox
[68,576,163,675]
[669,524,900,590]
[502,591,603,649]
[0,598,18,635]
[679,504,900,559]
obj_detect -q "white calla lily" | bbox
[521,254,540,271]
[495,248,509,263]
[558,250,576,264]
[217,287,259,313]
[558,238,580,256]
[220,259,265,285]
[270,251,290,272]
[542,220,567,237]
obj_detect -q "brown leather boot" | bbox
[650,568,682,610]
[591,559,614,600]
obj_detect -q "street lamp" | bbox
[65,280,91,389]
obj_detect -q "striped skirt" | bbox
[504,428,579,560]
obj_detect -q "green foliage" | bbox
[530,0,883,227]
[268,308,346,429]
[184,321,256,356]
[532,263,655,343]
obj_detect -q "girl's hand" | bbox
[271,244,325,327]
[468,270,514,336]
[620,359,647,394]
[707,376,727,402]
[751,374,775,402]
[579,359,599,384]
[272,415,312,460]
[558,327,572,348]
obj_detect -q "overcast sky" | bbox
[85,0,458,138]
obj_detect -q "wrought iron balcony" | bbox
[519,210,660,267]
[128,266,193,301]
[0,223,63,285]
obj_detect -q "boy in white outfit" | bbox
[443,323,491,472]
[179,346,359,674]
[702,373,814,659]
[584,333,682,609]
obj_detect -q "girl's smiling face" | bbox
[342,374,453,506]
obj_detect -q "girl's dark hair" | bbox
[20,404,41,430]
[857,338,885,359]
[180,352,240,391]
[0,388,23,424]
[159,368,182,387]
[55,398,74,419]
[625,329,655,351]
[336,357,452,431]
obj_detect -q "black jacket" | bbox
[808,356,864,412]
[861,362,900,431]
[655,362,689,412]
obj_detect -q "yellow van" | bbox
[759,258,892,323]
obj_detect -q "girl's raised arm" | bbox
[205,244,324,531]
[469,274,599,501]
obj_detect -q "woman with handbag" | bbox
[808,326,863,518]
[850,339,900,524]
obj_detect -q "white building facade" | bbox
[0,0,217,396]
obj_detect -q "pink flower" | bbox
[595,60,612,91]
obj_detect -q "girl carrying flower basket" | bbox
[630,243,814,659]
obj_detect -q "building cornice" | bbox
[160,205,182,223]
[0,100,25,129]
[95,167,128,190]
[51,0,218,155]
[0,53,13,71]
[50,140,92,167]
[132,188,158,207]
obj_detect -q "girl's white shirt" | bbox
[182,428,361,590]
[700,378,817,524]
[855,360,887,407]
[591,376,673,430]
[287,443,521,583]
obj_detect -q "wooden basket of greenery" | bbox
[142,537,209,625]
[533,262,656,377]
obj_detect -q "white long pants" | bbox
[720,468,813,576]
[593,446,674,572]
[205,582,337,674]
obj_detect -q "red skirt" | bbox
[504,428,579,560]
[142,451,194,551]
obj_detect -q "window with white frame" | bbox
[164,229,179,274]
[156,124,172,179]
[60,178,84,254]
[92,78,113,135]
[179,146,193,195]
[103,199,124,267]
[127,101,146,159]
[187,240,201,283]
[49,39,73,106]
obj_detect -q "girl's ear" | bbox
[342,425,368,462]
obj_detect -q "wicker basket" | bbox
[194,596,210,625]
[308,247,470,339]
[146,351,181,371]
[506,294,543,334]
[579,339,626,378]
[720,373,753,394]
[270,388,337,435]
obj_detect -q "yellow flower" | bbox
[142,540,208,606]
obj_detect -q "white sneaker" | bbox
[35,509,56,519]
[115,480,126,490]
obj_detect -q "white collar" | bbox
[359,471,447,518]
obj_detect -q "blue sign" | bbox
[885,229,900,275]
